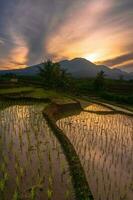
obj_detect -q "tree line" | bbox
[39,60,105,91]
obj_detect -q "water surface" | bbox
[0,104,74,200]
[57,104,133,200]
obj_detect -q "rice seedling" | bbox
[47,188,53,200]
[65,189,71,200]
[57,103,133,200]
[0,178,6,193]
[30,186,36,200]
[12,190,20,200]
[0,102,74,200]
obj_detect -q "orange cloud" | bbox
[0,0,132,70]
[0,33,28,70]
[9,46,28,67]
[46,0,132,63]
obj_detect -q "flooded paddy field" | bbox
[57,104,133,200]
[0,103,74,200]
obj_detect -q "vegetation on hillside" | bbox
[39,60,72,90]
[94,70,105,91]
[0,60,132,106]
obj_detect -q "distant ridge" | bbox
[60,58,132,80]
[0,58,132,80]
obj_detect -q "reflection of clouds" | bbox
[0,104,74,199]
[57,104,133,200]
[84,104,111,112]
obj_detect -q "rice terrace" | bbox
[0,1,133,200]
[0,78,133,200]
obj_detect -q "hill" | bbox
[0,58,132,80]
[60,58,130,79]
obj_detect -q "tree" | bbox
[39,60,54,87]
[39,60,71,89]
[94,70,105,91]
[119,75,124,82]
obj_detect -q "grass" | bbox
[0,87,33,94]
[100,92,133,105]
[28,88,75,104]
[0,86,132,112]
[0,87,75,104]
[98,98,133,112]
[79,95,133,113]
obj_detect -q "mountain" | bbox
[0,58,133,80]
[0,64,40,76]
[117,65,133,73]
[60,58,132,79]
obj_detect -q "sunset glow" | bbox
[0,2,133,199]
[0,0,132,71]
[84,53,103,63]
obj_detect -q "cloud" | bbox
[115,61,133,73]
[2,0,88,66]
[0,31,28,69]
[97,52,133,67]
[0,0,133,69]
[46,0,133,62]
[0,39,4,45]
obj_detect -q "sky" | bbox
[0,0,133,72]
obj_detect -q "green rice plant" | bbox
[65,190,71,200]
[30,187,36,200]
[14,161,20,175]
[60,160,66,174]
[0,179,6,193]
[39,176,45,185]
[14,152,20,167]
[1,162,6,174]
[0,103,77,200]
[15,176,20,189]
[20,167,24,179]
[47,188,53,200]
[3,172,9,182]
[12,190,20,200]
[26,132,31,149]
[48,175,53,188]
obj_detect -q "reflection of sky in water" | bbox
[57,104,133,200]
[0,104,74,200]
[84,104,112,112]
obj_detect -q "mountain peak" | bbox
[71,57,94,64]
[0,57,132,80]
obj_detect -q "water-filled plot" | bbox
[0,104,74,200]
[57,104,133,200]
